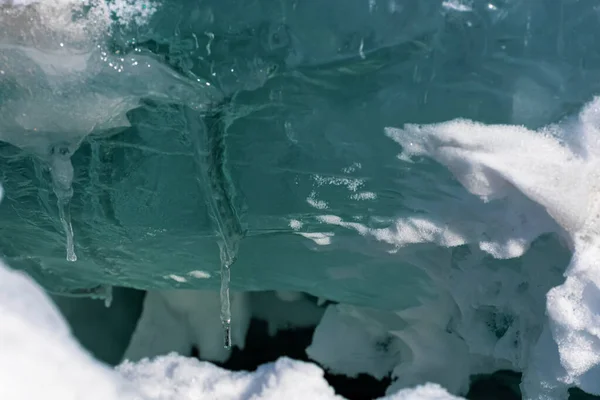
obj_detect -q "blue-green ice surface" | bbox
[0,0,592,309]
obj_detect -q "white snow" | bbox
[385,96,600,398]
[0,0,38,5]
[307,305,403,380]
[0,259,135,400]
[317,214,469,250]
[188,270,211,279]
[289,219,303,230]
[167,274,187,283]
[306,300,479,396]
[0,253,462,400]
[119,354,465,400]
[383,384,464,400]
[298,231,334,245]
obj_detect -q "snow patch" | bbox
[189,270,211,279]
[0,260,135,400]
[385,96,600,398]
[298,232,334,246]
[118,354,465,400]
[167,274,187,283]
[317,214,468,249]
[307,305,403,380]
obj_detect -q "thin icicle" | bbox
[219,245,232,348]
[57,197,77,262]
[102,285,113,308]
[186,105,244,349]
[49,144,77,262]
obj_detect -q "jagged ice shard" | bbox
[4,0,600,399]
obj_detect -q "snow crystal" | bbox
[120,355,343,400]
[317,214,468,249]
[118,353,464,400]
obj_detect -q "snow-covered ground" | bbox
[0,257,461,400]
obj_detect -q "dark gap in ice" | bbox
[466,371,520,400]
[56,288,600,400]
[324,373,391,400]
[53,287,146,365]
[213,319,314,371]
[467,371,600,400]
[190,345,200,359]
[195,317,391,400]
[569,387,600,399]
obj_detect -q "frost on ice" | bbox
[0,0,218,261]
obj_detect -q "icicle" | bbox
[219,245,232,348]
[71,284,114,306]
[103,285,113,308]
[49,144,77,262]
[186,105,244,350]
[57,197,76,261]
